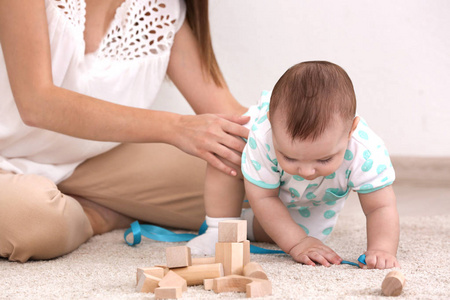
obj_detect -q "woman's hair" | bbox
[185,0,225,87]
[269,61,356,141]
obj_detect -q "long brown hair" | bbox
[185,0,226,87]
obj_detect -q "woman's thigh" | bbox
[0,170,92,262]
[58,143,207,231]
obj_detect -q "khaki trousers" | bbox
[0,143,206,262]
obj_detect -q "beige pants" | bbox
[0,143,206,262]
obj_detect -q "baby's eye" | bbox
[318,157,333,164]
[283,155,296,162]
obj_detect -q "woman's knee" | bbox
[0,173,92,262]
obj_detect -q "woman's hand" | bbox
[173,113,250,175]
[289,236,342,267]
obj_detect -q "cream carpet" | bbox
[1,211,449,299]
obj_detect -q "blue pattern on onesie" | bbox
[242,91,395,241]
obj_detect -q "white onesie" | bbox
[242,91,395,241]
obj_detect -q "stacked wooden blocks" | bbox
[209,220,272,297]
[135,221,407,298]
[135,220,272,298]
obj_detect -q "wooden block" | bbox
[136,267,165,285]
[243,262,268,280]
[246,279,272,298]
[158,271,187,292]
[243,240,251,266]
[218,220,247,242]
[213,275,250,293]
[154,286,182,299]
[215,242,244,275]
[166,246,192,268]
[169,263,224,286]
[192,256,216,265]
[381,270,406,296]
[212,275,272,298]
[203,278,214,290]
[135,273,161,293]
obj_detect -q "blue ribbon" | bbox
[124,221,364,263]
[341,254,366,268]
[341,260,359,267]
[124,221,199,246]
[124,220,284,254]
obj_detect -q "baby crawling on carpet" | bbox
[187,61,400,269]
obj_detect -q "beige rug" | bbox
[1,212,449,299]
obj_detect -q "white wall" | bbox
[153,0,450,157]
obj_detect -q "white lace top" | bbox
[0,0,186,183]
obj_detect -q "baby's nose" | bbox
[297,166,315,179]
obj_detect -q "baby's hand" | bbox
[289,236,342,267]
[360,250,400,269]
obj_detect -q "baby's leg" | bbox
[204,163,245,218]
[187,163,245,255]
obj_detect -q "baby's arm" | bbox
[244,179,341,267]
[358,185,400,269]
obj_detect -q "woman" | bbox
[0,0,248,262]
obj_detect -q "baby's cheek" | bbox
[321,160,343,177]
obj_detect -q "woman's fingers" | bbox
[218,114,250,140]
[175,113,250,175]
[202,152,237,176]
[218,134,247,157]
[212,143,242,168]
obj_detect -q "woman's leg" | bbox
[58,143,207,231]
[0,171,93,262]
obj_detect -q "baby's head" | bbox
[268,61,359,180]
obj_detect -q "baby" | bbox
[187,61,400,269]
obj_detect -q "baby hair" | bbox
[269,61,356,141]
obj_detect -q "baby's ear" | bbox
[348,116,360,138]
[267,111,270,122]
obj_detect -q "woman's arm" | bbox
[0,0,179,144]
[0,1,248,175]
[166,20,251,173]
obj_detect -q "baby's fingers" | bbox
[385,257,401,269]
[322,250,342,265]
[295,254,316,267]
[375,259,387,270]
[363,254,377,269]
[308,252,332,267]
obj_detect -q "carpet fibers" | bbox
[1,212,449,299]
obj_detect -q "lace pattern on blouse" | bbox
[52,0,179,60]
[53,0,86,30]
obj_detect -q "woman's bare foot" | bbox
[71,196,134,235]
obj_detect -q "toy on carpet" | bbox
[381,270,406,296]
[134,220,406,298]
[135,220,272,298]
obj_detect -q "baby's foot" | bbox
[187,216,242,256]
[186,227,218,256]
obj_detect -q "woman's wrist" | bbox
[157,112,183,146]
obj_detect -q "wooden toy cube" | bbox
[166,246,192,269]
